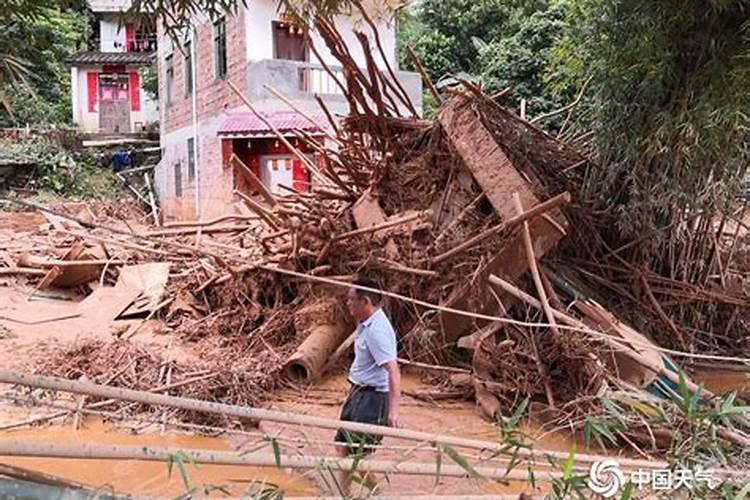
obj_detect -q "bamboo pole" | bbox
[230,153,277,207]
[263,84,342,147]
[233,190,281,231]
[143,172,160,227]
[0,370,683,471]
[406,46,442,105]
[511,192,557,408]
[0,441,564,482]
[226,81,332,187]
[432,192,571,264]
[334,210,430,241]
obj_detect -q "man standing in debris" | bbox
[334,276,401,491]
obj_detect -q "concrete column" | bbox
[70,66,79,125]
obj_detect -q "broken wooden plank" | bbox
[35,241,101,290]
[438,96,540,220]
[437,215,565,342]
[350,189,399,258]
[116,263,171,318]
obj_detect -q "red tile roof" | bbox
[218,111,327,136]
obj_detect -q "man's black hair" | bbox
[353,276,382,306]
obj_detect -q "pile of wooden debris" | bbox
[1,15,748,456]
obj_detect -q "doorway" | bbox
[99,73,130,133]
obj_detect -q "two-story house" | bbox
[154,1,422,220]
[67,0,159,134]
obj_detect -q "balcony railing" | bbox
[92,35,157,53]
[298,66,345,95]
[246,59,423,115]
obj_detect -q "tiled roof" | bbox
[218,111,327,136]
[66,51,154,65]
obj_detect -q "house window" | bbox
[184,40,193,96]
[187,138,195,181]
[272,21,307,61]
[213,17,227,79]
[174,161,182,198]
[165,54,174,104]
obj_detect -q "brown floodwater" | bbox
[4,369,744,497]
[0,417,315,497]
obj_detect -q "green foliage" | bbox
[441,444,483,479]
[0,134,120,199]
[549,449,587,500]
[140,62,160,101]
[400,0,578,115]
[0,6,91,125]
[474,1,572,113]
[166,450,196,491]
[576,0,750,254]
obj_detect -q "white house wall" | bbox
[99,14,127,52]
[72,64,159,133]
[244,0,398,69]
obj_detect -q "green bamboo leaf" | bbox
[175,455,192,491]
[527,465,536,488]
[504,444,521,476]
[269,437,282,468]
[620,481,634,500]
[509,397,529,427]
[562,449,576,480]
[734,481,750,500]
[435,447,442,487]
[442,445,483,480]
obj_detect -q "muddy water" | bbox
[693,370,750,397]
[0,418,315,497]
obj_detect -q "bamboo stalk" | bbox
[512,193,557,408]
[334,211,430,241]
[263,84,342,146]
[0,372,218,431]
[0,267,47,276]
[0,441,565,482]
[233,190,281,231]
[432,192,571,264]
[143,172,160,227]
[144,224,250,237]
[0,369,685,471]
[406,46,441,105]
[230,153,277,207]
[162,214,258,228]
[226,81,332,188]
